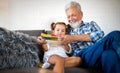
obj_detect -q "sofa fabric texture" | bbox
[0,27,44,69]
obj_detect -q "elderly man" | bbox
[59,1,120,73]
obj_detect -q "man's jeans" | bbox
[77,31,120,73]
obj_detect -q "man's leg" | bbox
[101,50,120,73]
[97,30,120,59]
[78,31,120,71]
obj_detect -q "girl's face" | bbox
[53,24,66,36]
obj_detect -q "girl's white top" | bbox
[43,40,72,62]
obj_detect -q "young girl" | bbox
[41,22,71,73]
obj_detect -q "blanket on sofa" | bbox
[0,27,41,69]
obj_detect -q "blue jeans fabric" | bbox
[76,31,120,73]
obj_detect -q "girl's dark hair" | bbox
[50,22,71,34]
[66,24,71,34]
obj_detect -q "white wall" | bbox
[0,0,9,29]
[0,0,120,34]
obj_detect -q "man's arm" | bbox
[61,34,91,45]
[62,21,104,45]
[70,34,91,42]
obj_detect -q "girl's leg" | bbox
[39,69,54,73]
[48,55,65,73]
[65,56,82,67]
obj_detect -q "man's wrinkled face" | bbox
[66,7,83,28]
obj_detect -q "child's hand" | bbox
[37,36,46,45]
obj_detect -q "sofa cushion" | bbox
[0,28,103,73]
[15,29,103,73]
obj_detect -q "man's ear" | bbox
[80,11,83,19]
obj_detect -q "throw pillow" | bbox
[0,27,41,69]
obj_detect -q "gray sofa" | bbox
[0,30,103,73]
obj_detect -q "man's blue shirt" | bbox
[69,21,104,56]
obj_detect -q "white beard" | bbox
[70,21,81,29]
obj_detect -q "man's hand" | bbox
[37,36,46,45]
[60,35,74,45]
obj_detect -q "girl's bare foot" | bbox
[39,69,55,73]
